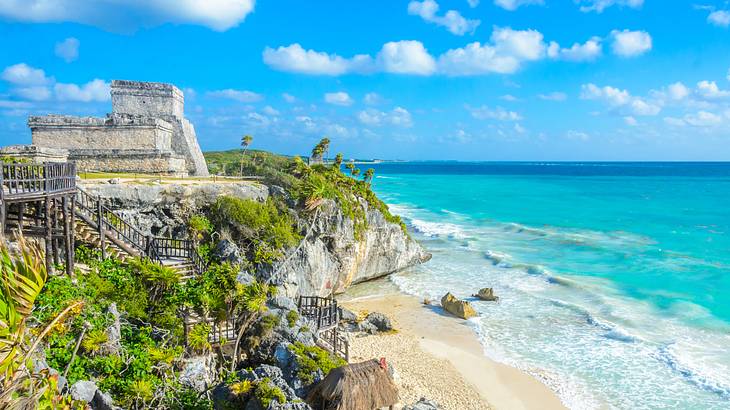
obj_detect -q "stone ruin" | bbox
[23,80,208,176]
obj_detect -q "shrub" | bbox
[286,310,299,328]
[188,323,212,354]
[290,342,347,385]
[254,378,286,407]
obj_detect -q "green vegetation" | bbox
[289,342,347,385]
[210,196,301,264]
[253,377,286,407]
[286,310,299,327]
[204,140,408,240]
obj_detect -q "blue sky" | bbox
[1,0,729,160]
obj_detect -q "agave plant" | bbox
[0,235,84,408]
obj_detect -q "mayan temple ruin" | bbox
[21,80,208,176]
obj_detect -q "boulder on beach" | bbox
[473,287,499,302]
[440,293,477,320]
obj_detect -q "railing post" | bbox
[97,201,106,259]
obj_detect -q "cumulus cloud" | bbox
[708,10,730,27]
[610,29,652,57]
[548,37,602,61]
[696,80,730,99]
[324,92,354,106]
[282,93,296,103]
[467,105,523,121]
[664,112,727,128]
[376,40,437,75]
[408,0,480,35]
[263,44,373,76]
[1,63,51,86]
[623,116,638,126]
[0,0,255,32]
[207,89,263,102]
[539,92,567,101]
[467,0,480,7]
[577,0,643,13]
[262,105,280,116]
[581,83,660,116]
[438,27,547,75]
[667,82,690,100]
[494,0,544,11]
[54,79,109,102]
[364,92,385,105]
[357,107,413,127]
[55,37,79,62]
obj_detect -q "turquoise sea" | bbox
[367,162,730,410]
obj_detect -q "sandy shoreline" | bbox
[340,282,566,410]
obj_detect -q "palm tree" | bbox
[352,168,361,177]
[240,135,253,176]
[345,162,355,175]
[364,168,375,183]
[310,137,330,164]
[334,153,343,170]
[230,281,272,371]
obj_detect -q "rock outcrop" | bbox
[440,293,477,320]
[268,199,431,297]
[81,181,430,297]
[473,287,499,302]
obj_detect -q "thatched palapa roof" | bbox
[307,358,399,410]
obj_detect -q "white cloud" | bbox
[500,94,519,101]
[282,93,296,103]
[54,79,110,102]
[1,63,51,86]
[667,82,690,100]
[0,100,32,109]
[262,105,280,116]
[577,0,643,13]
[357,107,413,127]
[263,43,372,76]
[207,89,263,102]
[696,80,730,99]
[467,0,480,7]
[0,0,255,32]
[684,111,723,127]
[15,86,52,101]
[548,37,602,61]
[408,0,480,35]
[324,92,353,106]
[623,116,638,126]
[539,92,567,101]
[364,92,385,105]
[708,10,730,27]
[438,27,546,75]
[610,29,652,57]
[55,37,79,62]
[467,105,523,121]
[581,83,660,116]
[494,0,544,11]
[376,40,437,75]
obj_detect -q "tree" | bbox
[240,135,253,176]
[364,168,375,183]
[345,162,355,174]
[310,137,330,164]
[352,168,361,177]
[334,153,343,170]
[230,281,273,371]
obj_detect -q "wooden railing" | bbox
[1,162,76,199]
[317,327,349,361]
[75,186,207,276]
[298,296,339,331]
[182,313,239,346]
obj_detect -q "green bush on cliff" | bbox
[210,196,301,264]
[289,342,347,385]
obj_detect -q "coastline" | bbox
[340,279,566,410]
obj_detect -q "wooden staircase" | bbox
[74,186,207,279]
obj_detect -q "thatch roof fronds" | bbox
[307,359,399,410]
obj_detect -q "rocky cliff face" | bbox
[80,180,430,296]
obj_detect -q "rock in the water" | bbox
[179,354,216,392]
[365,312,393,332]
[70,380,98,403]
[440,293,477,319]
[473,287,499,302]
[404,397,442,410]
[214,239,242,264]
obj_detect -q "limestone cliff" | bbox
[80,180,430,296]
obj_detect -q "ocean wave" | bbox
[410,218,466,239]
[653,345,730,400]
